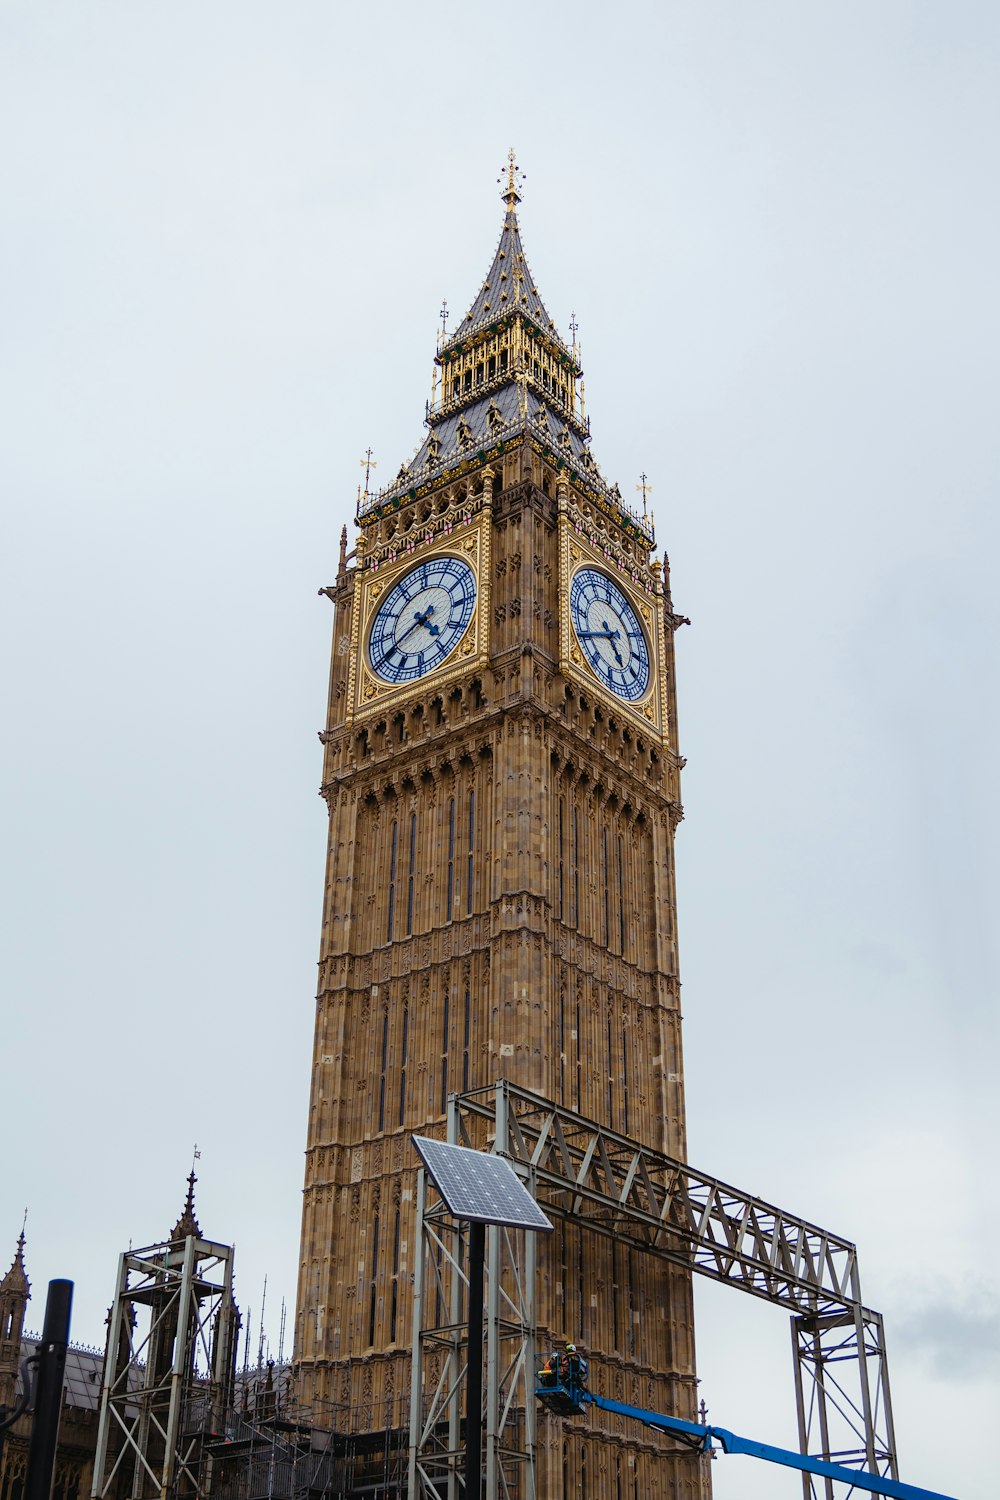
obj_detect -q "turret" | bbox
[0,1229,30,1410]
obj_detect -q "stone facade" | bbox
[294,168,705,1497]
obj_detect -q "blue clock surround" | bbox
[569,567,651,702]
[368,554,477,685]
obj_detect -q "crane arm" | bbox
[534,1371,957,1500]
[582,1391,957,1500]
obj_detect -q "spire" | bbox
[170,1170,202,1242]
[1,1228,29,1297]
[1,1225,30,1409]
[440,150,571,356]
[358,159,653,548]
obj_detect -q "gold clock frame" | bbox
[347,513,490,722]
[558,519,665,741]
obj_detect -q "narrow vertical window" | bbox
[446,797,455,921]
[389,1207,401,1343]
[617,834,626,955]
[368,1211,380,1346]
[577,1224,586,1344]
[462,986,471,1091]
[440,991,450,1113]
[386,819,398,942]
[399,1005,409,1126]
[622,1023,630,1136]
[575,998,582,1113]
[377,1009,388,1131]
[406,811,417,935]
[603,828,610,948]
[627,1249,636,1357]
[558,797,565,921]
[607,1015,614,1119]
[466,789,475,915]
[558,988,566,1103]
[572,804,580,927]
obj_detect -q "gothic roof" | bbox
[438,201,574,363]
[1,1232,29,1297]
[15,1337,104,1410]
[356,159,653,546]
[397,382,600,490]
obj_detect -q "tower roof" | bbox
[170,1170,202,1242]
[1,1231,30,1298]
[439,155,574,364]
[356,155,653,547]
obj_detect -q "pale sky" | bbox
[1,5,997,1497]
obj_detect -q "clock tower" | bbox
[295,156,702,1497]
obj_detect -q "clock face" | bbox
[570,568,651,701]
[369,555,477,684]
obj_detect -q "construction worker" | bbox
[562,1342,589,1389]
[537,1352,557,1389]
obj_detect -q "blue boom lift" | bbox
[535,1358,958,1500]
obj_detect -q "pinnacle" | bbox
[1,1229,30,1296]
[170,1169,202,1242]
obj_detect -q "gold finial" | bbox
[358,447,378,504]
[637,473,652,518]
[569,311,579,357]
[498,148,524,209]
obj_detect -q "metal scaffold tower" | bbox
[91,1225,238,1500]
[409,1082,898,1500]
[407,1098,541,1500]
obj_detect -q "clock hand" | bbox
[600,619,625,667]
[375,606,438,669]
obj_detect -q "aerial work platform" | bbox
[534,1362,958,1500]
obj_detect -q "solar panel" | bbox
[412,1137,554,1232]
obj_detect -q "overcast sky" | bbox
[1,5,997,1497]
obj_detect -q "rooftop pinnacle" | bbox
[170,1169,202,1242]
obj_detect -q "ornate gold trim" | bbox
[347,513,490,723]
[558,514,664,740]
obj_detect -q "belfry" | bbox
[295,155,703,1497]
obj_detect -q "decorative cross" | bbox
[636,472,653,515]
[360,448,378,494]
[439,299,448,336]
[498,147,525,206]
[569,311,579,347]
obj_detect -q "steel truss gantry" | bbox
[92,1233,238,1500]
[409,1082,897,1500]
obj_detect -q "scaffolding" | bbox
[91,1232,238,1500]
[407,1082,898,1500]
[406,1102,540,1500]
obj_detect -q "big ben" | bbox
[295,156,703,1498]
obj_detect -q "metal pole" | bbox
[524,1209,538,1500]
[407,1167,427,1500]
[447,1096,463,1500]
[91,1254,128,1499]
[25,1280,73,1500]
[484,1225,500,1500]
[464,1222,486,1500]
